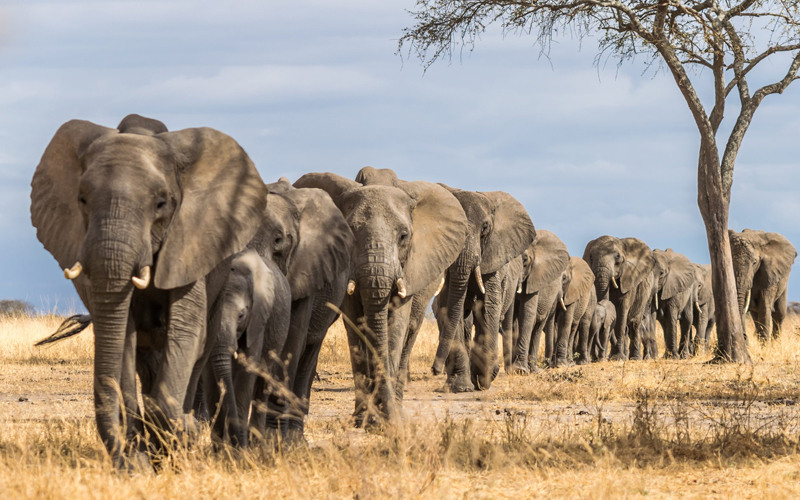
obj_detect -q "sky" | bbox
[0,0,798,313]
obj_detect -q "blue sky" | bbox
[1,0,798,313]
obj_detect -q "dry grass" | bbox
[1,313,799,499]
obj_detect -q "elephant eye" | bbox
[481,222,489,236]
[615,252,621,262]
[79,196,87,205]
[156,200,167,210]
[399,231,409,243]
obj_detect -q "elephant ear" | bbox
[31,120,118,272]
[293,172,360,212]
[281,187,354,300]
[761,232,797,287]
[480,191,536,274]
[396,181,468,296]
[154,128,267,289]
[355,167,399,186]
[620,238,655,295]
[565,257,594,305]
[526,230,569,294]
[661,250,696,300]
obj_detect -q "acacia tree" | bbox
[400,0,800,363]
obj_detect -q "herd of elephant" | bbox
[28,115,797,469]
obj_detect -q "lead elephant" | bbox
[583,237,656,361]
[294,171,468,425]
[246,178,354,442]
[432,186,536,392]
[204,249,291,448]
[650,248,697,359]
[30,115,266,468]
[729,229,796,341]
[508,230,570,374]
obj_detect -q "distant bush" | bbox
[789,302,800,316]
[0,300,35,317]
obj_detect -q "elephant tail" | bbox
[34,314,93,346]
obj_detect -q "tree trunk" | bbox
[697,151,751,363]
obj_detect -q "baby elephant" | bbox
[205,249,291,447]
[590,299,616,362]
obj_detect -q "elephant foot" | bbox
[507,362,530,375]
[444,374,474,393]
[574,358,589,366]
[663,351,678,360]
[609,352,627,362]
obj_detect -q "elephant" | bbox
[729,229,797,341]
[508,230,570,373]
[689,263,716,354]
[204,249,291,448]
[432,186,536,391]
[648,249,697,359]
[30,114,267,468]
[552,256,596,366]
[583,236,656,361]
[294,170,468,425]
[245,178,354,442]
[590,299,616,362]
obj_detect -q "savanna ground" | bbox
[1,312,800,499]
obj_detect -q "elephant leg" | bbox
[341,296,372,426]
[445,312,474,392]
[757,289,775,342]
[511,293,537,374]
[679,312,694,359]
[628,319,643,361]
[544,309,556,365]
[273,298,312,434]
[609,297,630,361]
[385,295,414,401]
[285,341,324,441]
[597,323,610,361]
[554,307,574,367]
[397,285,436,400]
[695,309,709,353]
[661,307,680,359]
[120,316,148,467]
[575,312,592,365]
[147,279,207,448]
[772,285,788,340]
[501,296,516,374]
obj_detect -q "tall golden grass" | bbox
[0,312,799,499]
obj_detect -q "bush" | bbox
[0,300,34,317]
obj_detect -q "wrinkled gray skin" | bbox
[507,230,570,374]
[553,257,596,366]
[432,187,536,392]
[583,237,656,361]
[689,263,716,354]
[295,169,467,425]
[590,299,616,362]
[204,249,290,448]
[649,249,697,359]
[245,179,353,441]
[729,229,796,341]
[30,115,266,469]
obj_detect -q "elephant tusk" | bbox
[131,266,151,290]
[654,294,658,310]
[695,301,701,313]
[63,262,83,280]
[611,276,619,289]
[347,280,356,296]
[434,277,445,297]
[517,282,523,294]
[474,266,486,294]
[743,289,751,315]
[396,278,407,299]
[560,296,567,311]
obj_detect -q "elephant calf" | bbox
[590,299,616,362]
[204,249,291,447]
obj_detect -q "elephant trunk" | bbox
[594,267,612,302]
[210,327,244,447]
[91,281,133,466]
[354,241,396,421]
[432,245,478,374]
